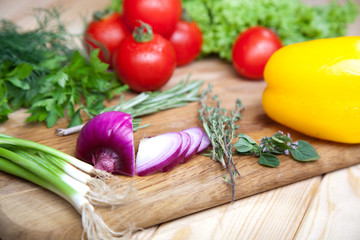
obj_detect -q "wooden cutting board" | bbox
[1,58,359,240]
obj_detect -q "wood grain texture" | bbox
[1,0,360,239]
[295,164,360,240]
[147,177,321,240]
[1,58,360,239]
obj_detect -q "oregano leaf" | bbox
[234,137,254,154]
[290,140,320,162]
[258,153,280,167]
[238,133,257,144]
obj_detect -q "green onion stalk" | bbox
[55,79,203,136]
[0,133,134,239]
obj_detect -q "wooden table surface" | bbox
[1,0,360,239]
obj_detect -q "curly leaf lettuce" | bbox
[182,0,359,61]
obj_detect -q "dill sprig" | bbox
[198,84,244,202]
[0,8,75,117]
[0,8,124,127]
[0,8,74,67]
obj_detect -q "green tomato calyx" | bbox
[133,21,153,43]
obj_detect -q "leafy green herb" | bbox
[0,8,126,127]
[290,140,320,162]
[26,49,126,127]
[258,153,280,168]
[235,131,320,168]
[198,83,244,202]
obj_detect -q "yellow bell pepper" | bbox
[262,36,360,144]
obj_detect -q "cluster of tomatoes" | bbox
[84,0,203,92]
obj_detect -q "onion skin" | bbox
[75,111,135,176]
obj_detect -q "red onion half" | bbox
[75,111,135,176]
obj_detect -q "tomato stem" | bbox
[181,9,193,22]
[133,21,153,43]
[92,9,112,21]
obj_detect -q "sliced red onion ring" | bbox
[136,132,183,176]
[180,127,203,163]
[160,132,191,172]
[197,129,210,153]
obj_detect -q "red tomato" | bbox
[169,20,203,66]
[232,26,282,80]
[113,23,176,92]
[122,0,182,38]
[84,12,129,67]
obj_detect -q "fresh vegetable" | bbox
[181,0,358,61]
[180,127,204,163]
[122,0,182,38]
[56,79,203,136]
[198,84,244,202]
[75,111,135,176]
[84,11,129,67]
[197,128,211,153]
[0,133,106,177]
[0,133,133,239]
[235,131,320,168]
[262,36,360,144]
[136,132,183,176]
[136,127,210,176]
[160,132,191,172]
[232,26,282,80]
[0,9,126,127]
[75,109,210,176]
[113,22,176,92]
[169,10,203,66]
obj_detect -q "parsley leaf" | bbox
[26,49,124,128]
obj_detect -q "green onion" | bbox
[0,146,87,210]
[0,134,134,239]
[0,133,107,177]
[0,156,66,200]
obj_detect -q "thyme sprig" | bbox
[198,84,244,202]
